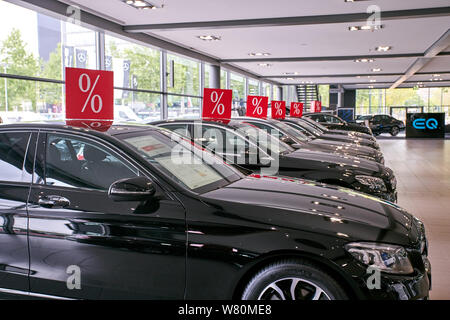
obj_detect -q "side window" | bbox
[0,132,31,183]
[160,124,190,138]
[247,122,284,139]
[199,126,249,155]
[45,134,139,190]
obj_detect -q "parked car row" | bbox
[0,114,430,300]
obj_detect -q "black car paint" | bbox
[356,115,406,136]
[305,113,372,135]
[0,123,429,300]
[153,120,396,202]
[281,117,379,149]
[236,117,384,163]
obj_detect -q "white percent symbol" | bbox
[79,73,103,114]
[274,102,283,116]
[293,103,301,114]
[210,91,225,115]
[252,97,264,115]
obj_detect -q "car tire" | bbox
[241,259,348,300]
[390,126,400,136]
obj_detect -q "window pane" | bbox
[230,73,245,109]
[105,35,160,91]
[262,83,271,99]
[248,78,259,95]
[114,89,161,122]
[0,1,97,80]
[167,54,200,96]
[0,132,30,182]
[0,79,64,119]
[46,134,138,190]
[167,95,201,119]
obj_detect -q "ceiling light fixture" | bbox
[258,63,272,67]
[375,46,392,52]
[354,58,375,63]
[371,68,382,72]
[123,0,158,10]
[198,35,221,41]
[249,52,270,57]
[283,72,299,75]
[349,25,383,31]
[433,74,441,77]
[369,79,377,82]
[368,85,374,89]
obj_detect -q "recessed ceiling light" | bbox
[123,0,158,10]
[433,74,441,77]
[375,46,392,52]
[249,52,270,57]
[369,79,377,82]
[349,25,383,31]
[285,77,295,80]
[368,85,374,89]
[354,58,375,63]
[258,63,272,67]
[371,68,382,72]
[198,35,221,41]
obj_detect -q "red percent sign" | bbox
[65,67,114,131]
[202,88,233,121]
[310,100,322,113]
[271,101,286,119]
[290,102,304,117]
[246,96,268,118]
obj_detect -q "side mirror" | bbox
[108,176,156,202]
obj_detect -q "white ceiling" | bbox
[58,0,450,88]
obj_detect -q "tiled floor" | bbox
[378,138,450,300]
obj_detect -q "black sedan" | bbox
[300,116,375,140]
[234,117,384,163]
[153,119,397,202]
[356,115,406,136]
[0,122,430,300]
[281,117,379,149]
[304,113,372,135]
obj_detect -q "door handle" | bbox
[38,195,71,209]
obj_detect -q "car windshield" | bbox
[296,119,324,136]
[269,121,311,142]
[234,122,294,155]
[302,117,329,131]
[356,115,372,120]
[117,129,243,194]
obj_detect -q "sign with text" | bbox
[202,88,233,121]
[406,113,445,139]
[271,101,286,119]
[65,67,114,122]
[290,102,304,118]
[310,101,322,113]
[246,95,268,119]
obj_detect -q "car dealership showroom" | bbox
[0,0,449,306]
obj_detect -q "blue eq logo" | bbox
[413,118,439,130]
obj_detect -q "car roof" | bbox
[151,118,250,129]
[0,121,160,137]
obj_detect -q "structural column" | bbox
[209,64,221,89]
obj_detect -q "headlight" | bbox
[355,175,387,192]
[345,242,414,274]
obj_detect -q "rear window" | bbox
[0,132,31,183]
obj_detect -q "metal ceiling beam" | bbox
[5,0,280,86]
[123,7,450,32]
[261,71,450,79]
[390,29,450,89]
[221,52,450,63]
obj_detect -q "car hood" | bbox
[201,175,416,245]
[293,143,383,164]
[320,133,376,146]
[327,129,374,140]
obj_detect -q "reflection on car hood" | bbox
[286,148,381,173]
[201,175,415,245]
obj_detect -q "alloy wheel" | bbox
[257,277,331,300]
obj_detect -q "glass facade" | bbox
[356,87,450,123]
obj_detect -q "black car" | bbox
[234,117,384,164]
[356,115,406,136]
[300,116,375,140]
[281,117,379,149]
[153,119,397,202]
[304,113,372,135]
[0,122,430,300]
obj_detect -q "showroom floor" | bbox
[379,138,450,300]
